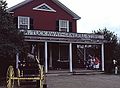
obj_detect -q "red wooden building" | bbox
[8,0,105,73]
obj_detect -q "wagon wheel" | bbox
[17,68,20,87]
[38,65,46,88]
[40,66,44,88]
[6,66,14,88]
[40,66,47,88]
[40,65,44,81]
[37,65,43,88]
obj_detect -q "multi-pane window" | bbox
[59,20,69,32]
[18,16,30,29]
[59,44,69,61]
[38,5,51,10]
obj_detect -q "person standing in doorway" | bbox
[94,57,100,70]
[113,59,118,74]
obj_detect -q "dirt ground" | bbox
[46,74,120,88]
[0,71,120,88]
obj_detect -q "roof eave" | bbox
[7,0,81,20]
[73,17,81,20]
[7,0,33,12]
[52,0,81,20]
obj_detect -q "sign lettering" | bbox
[22,30,104,40]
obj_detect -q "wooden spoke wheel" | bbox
[39,65,46,88]
[6,66,14,88]
[17,68,21,87]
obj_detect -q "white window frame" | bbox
[59,20,69,32]
[18,16,30,29]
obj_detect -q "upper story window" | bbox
[59,20,69,32]
[33,3,56,12]
[18,16,30,29]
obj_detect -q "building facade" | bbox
[8,0,105,73]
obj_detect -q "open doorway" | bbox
[77,44,101,70]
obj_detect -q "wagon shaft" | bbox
[11,77,41,80]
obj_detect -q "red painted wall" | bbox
[12,0,77,32]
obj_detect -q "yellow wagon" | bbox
[6,55,47,88]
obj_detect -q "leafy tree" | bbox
[0,0,29,76]
[93,28,117,43]
[93,28,118,73]
[114,42,120,66]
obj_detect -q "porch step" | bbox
[72,70,104,75]
[47,69,104,76]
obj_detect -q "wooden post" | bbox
[69,43,73,72]
[101,43,104,71]
[45,41,48,73]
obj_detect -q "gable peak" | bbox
[33,3,56,12]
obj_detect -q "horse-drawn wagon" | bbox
[6,54,47,88]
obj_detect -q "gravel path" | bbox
[1,73,120,88]
[46,74,120,88]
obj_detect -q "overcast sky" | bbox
[6,0,120,38]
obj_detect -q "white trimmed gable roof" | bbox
[7,0,33,12]
[7,0,81,20]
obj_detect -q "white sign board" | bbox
[22,30,104,40]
